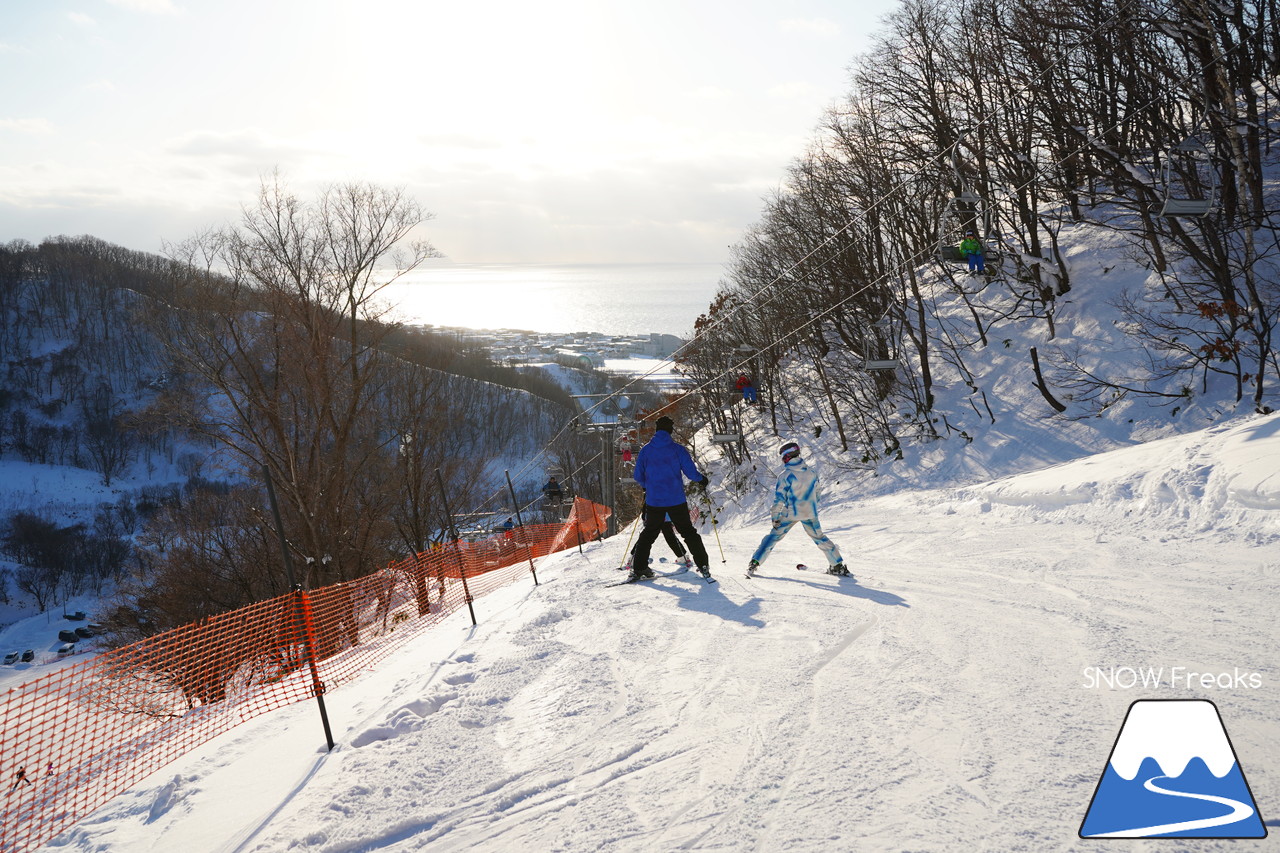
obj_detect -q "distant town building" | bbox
[639,333,682,358]
[410,324,685,372]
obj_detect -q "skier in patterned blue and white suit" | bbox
[747,442,849,577]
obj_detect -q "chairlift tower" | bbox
[569,392,634,536]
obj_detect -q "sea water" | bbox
[380,262,725,337]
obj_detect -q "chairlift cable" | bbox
[526,0,1164,423]
[455,0,1243,523]
[630,14,1248,422]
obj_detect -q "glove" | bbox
[687,478,707,494]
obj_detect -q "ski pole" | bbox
[621,512,641,562]
[702,491,726,563]
[710,519,725,563]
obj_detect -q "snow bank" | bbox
[943,413,1280,543]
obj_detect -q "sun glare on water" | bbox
[379,263,721,336]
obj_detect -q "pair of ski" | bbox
[747,564,853,580]
[604,565,716,587]
[607,489,723,588]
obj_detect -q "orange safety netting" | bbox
[0,497,610,853]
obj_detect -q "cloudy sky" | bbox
[0,0,898,264]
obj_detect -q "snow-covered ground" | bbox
[20,412,1277,852]
[0,458,172,643]
[516,356,678,393]
[601,356,680,385]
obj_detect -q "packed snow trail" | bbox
[23,416,1278,852]
[34,448,1276,852]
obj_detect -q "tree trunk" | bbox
[1030,347,1067,413]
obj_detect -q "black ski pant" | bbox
[632,502,707,570]
[630,519,685,558]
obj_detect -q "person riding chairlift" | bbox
[542,476,564,504]
[959,230,985,274]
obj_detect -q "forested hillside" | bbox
[0,187,591,634]
[681,0,1279,481]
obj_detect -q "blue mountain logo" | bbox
[1080,699,1267,838]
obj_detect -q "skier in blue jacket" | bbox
[747,442,848,577]
[629,415,711,581]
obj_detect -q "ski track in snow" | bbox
[25,419,1280,852]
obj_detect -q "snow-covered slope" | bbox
[28,413,1278,852]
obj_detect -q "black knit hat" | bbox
[780,441,801,462]
[655,416,674,433]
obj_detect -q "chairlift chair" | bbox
[1159,136,1216,218]
[541,466,567,510]
[857,316,901,372]
[937,189,1000,266]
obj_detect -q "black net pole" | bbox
[435,468,477,625]
[505,470,538,585]
[262,465,334,751]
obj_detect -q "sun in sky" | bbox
[0,0,898,263]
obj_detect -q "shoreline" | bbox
[380,261,721,339]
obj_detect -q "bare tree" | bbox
[81,382,136,486]
[158,175,439,587]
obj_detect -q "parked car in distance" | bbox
[58,630,80,644]
[2,652,17,665]
[88,623,105,633]
[56,644,75,657]
[64,611,87,621]
[21,649,34,662]
[74,626,94,639]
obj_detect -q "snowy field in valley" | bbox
[18,412,1277,852]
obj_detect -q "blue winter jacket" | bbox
[633,431,706,507]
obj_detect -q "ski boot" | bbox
[827,562,851,577]
[746,560,760,578]
[679,554,694,570]
[627,564,655,582]
[697,565,713,581]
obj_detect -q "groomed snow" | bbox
[19,413,1277,852]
